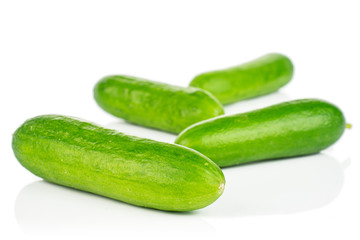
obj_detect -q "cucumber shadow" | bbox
[105,91,291,143]
[224,91,291,115]
[198,153,348,218]
[106,120,176,143]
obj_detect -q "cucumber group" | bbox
[94,75,224,133]
[175,99,346,167]
[190,53,294,104]
[12,115,225,211]
[12,51,349,213]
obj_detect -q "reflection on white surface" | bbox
[224,91,291,115]
[200,154,348,217]
[15,181,212,237]
[15,153,348,237]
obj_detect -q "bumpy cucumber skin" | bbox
[190,53,294,104]
[12,115,225,211]
[175,99,346,167]
[94,75,224,133]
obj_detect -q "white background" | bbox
[1,1,359,239]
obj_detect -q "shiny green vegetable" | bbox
[94,75,224,133]
[190,53,294,104]
[12,115,225,211]
[175,99,346,167]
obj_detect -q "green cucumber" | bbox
[190,53,294,104]
[12,115,225,211]
[94,75,224,133]
[175,99,346,167]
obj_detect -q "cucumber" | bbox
[190,53,294,104]
[12,115,225,211]
[94,75,224,133]
[175,99,346,167]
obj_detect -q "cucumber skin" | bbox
[190,53,294,105]
[94,75,224,134]
[12,115,225,211]
[175,99,345,167]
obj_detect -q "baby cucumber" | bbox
[190,53,294,104]
[175,99,346,167]
[12,115,225,211]
[94,75,224,133]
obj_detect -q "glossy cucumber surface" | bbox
[175,99,346,167]
[190,53,294,104]
[94,75,224,133]
[12,115,225,211]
